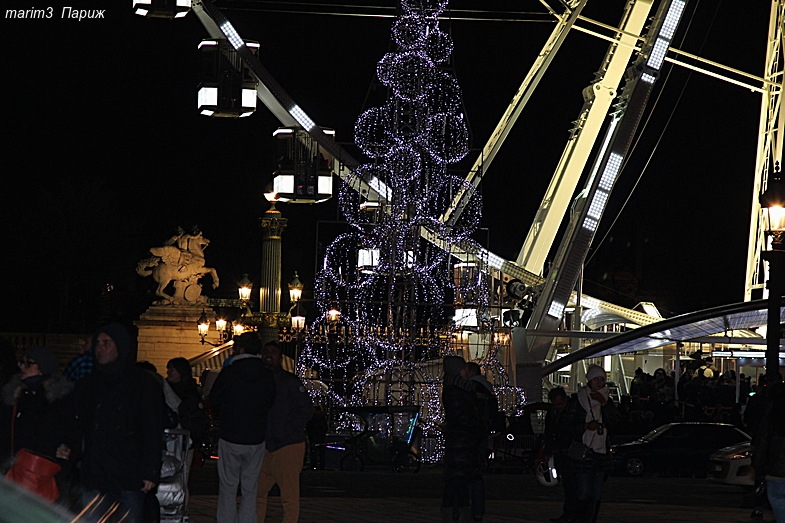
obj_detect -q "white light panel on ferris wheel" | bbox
[646,0,685,70]
[288,104,316,132]
[220,20,244,50]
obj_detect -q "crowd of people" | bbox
[536,363,785,523]
[601,365,754,437]
[0,327,316,523]
[7,323,785,523]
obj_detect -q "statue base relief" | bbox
[134,304,223,374]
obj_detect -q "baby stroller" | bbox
[158,428,190,523]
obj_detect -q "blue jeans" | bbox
[575,467,604,502]
[767,477,785,522]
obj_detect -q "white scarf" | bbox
[578,386,609,453]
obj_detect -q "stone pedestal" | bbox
[134,305,221,373]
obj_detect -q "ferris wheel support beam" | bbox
[440,0,589,228]
[515,0,655,276]
[745,0,785,302]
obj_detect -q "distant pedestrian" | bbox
[544,387,577,523]
[257,341,313,523]
[306,405,328,469]
[747,373,782,519]
[166,357,208,520]
[63,336,95,384]
[752,377,785,522]
[208,332,275,523]
[566,364,617,523]
[463,361,497,522]
[440,356,486,522]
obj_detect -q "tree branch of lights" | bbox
[295,0,524,461]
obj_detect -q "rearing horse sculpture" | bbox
[136,228,220,305]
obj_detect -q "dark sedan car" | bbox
[610,422,751,477]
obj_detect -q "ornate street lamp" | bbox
[760,169,785,376]
[288,271,304,305]
[238,273,253,303]
[197,309,210,342]
[198,310,234,346]
[288,272,305,330]
[198,275,254,345]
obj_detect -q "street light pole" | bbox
[760,171,785,377]
[764,249,785,374]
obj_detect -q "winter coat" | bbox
[441,356,486,449]
[208,354,276,445]
[73,323,164,494]
[566,388,618,451]
[0,373,76,465]
[543,405,573,457]
[169,379,208,449]
[265,367,313,452]
[752,384,785,479]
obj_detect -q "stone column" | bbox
[258,201,287,346]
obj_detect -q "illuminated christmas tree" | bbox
[297,0,502,455]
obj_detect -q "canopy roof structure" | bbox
[540,299,783,376]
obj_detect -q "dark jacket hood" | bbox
[93,322,132,371]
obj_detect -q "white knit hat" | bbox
[586,364,606,382]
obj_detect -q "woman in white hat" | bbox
[565,364,618,523]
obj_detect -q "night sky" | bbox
[0,1,770,332]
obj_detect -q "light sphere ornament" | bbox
[383,145,423,185]
[377,53,397,87]
[424,27,453,63]
[392,16,426,49]
[339,167,388,227]
[389,51,434,102]
[424,113,469,163]
[355,107,397,158]
[428,70,462,114]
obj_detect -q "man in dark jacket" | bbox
[543,387,576,523]
[72,323,164,523]
[441,356,486,522]
[463,361,497,522]
[257,341,313,523]
[208,332,276,523]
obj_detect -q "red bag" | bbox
[5,449,61,502]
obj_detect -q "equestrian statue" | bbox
[136,226,220,305]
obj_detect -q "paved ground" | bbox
[182,462,772,522]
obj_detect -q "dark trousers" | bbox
[554,453,579,519]
[80,488,147,523]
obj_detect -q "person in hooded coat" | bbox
[71,323,164,523]
[0,346,77,503]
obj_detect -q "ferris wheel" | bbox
[133,0,785,387]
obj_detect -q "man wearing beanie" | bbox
[71,322,163,523]
[565,364,617,523]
